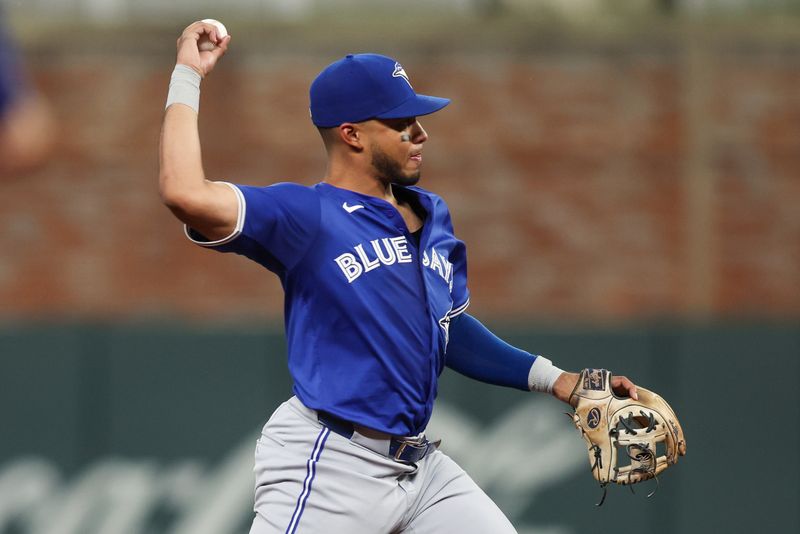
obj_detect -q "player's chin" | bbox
[394,171,421,187]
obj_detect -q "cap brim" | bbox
[375,94,450,120]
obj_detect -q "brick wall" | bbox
[1,34,798,322]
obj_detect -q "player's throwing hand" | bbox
[175,21,231,78]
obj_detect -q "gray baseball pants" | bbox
[248,396,517,534]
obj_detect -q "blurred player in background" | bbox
[160,21,640,533]
[0,8,55,178]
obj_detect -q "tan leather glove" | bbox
[570,369,686,504]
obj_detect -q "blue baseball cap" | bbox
[309,53,450,128]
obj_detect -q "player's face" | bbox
[368,117,428,187]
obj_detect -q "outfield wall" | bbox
[1,323,797,533]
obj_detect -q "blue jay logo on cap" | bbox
[392,62,413,88]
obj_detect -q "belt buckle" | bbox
[393,441,410,462]
[392,436,431,463]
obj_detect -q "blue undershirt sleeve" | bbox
[445,313,535,391]
[0,17,24,119]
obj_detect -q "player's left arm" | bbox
[445,313,638,404]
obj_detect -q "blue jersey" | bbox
[187,182,470,435]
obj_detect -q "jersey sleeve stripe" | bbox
[449,298,470,318]
[182,182,246,247]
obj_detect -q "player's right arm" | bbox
[159,21,236,241]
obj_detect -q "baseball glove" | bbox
[569,368,686,505]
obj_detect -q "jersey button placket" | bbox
[381,209,406,234]
[415,235,440,413]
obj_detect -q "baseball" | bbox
[198,19,227,52]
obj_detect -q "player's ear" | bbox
[338,123,364,151]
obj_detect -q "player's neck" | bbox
[324,168,398,205]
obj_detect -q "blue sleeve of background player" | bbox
[186,182,321,273]
[445,312,535,391]
[0,15,24,118]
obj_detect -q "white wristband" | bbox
[527,355,564,394]
[165,64,202,113]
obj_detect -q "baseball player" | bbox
[0,8,54,177]
[160,21,639,534]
